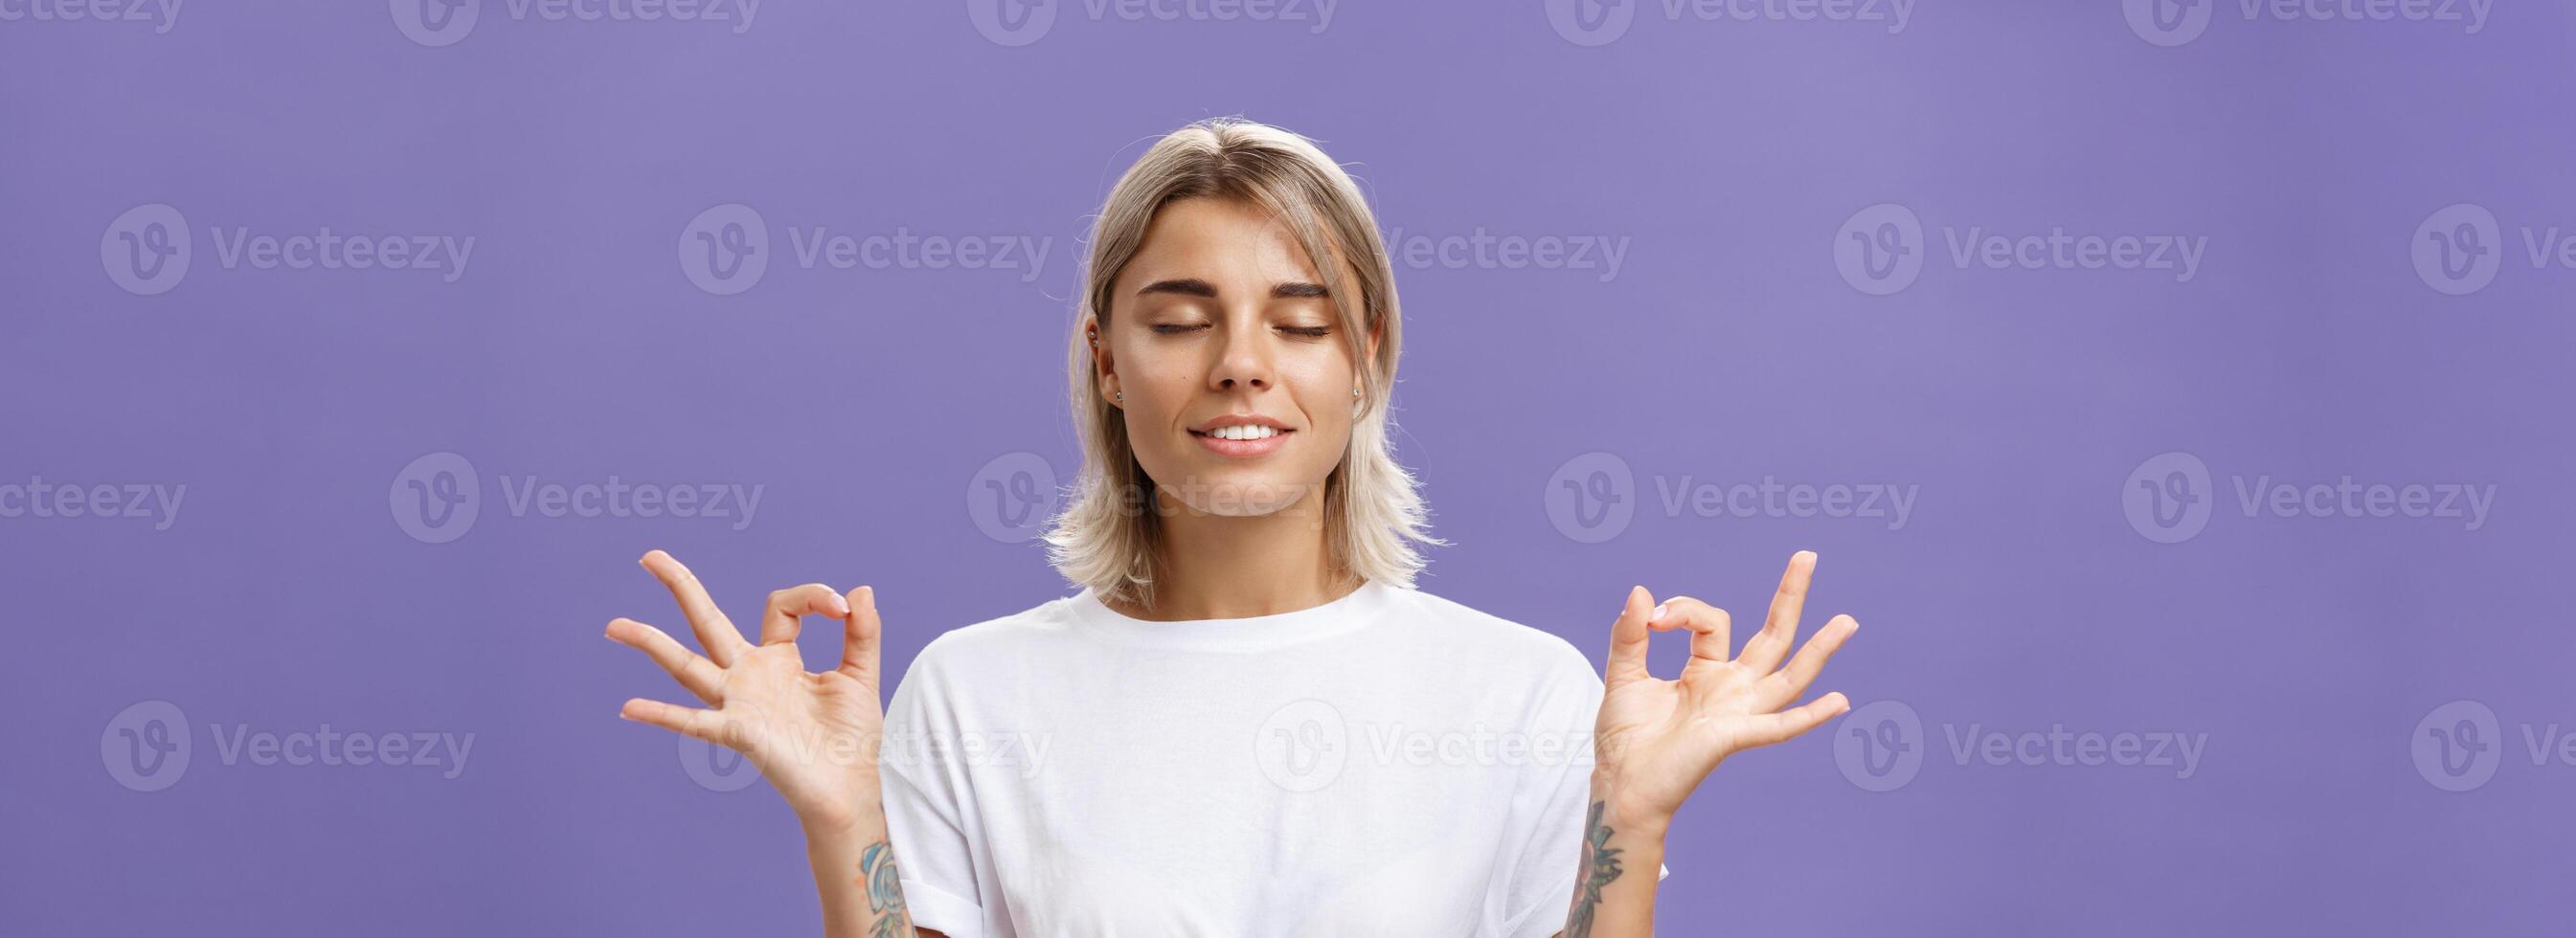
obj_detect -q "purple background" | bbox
[6,1,2568,934]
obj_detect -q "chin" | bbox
[1158,473,1322,517]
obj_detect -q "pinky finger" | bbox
[620,697,728,743]
[1734,691,1852,749]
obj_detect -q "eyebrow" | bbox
[1136,278,1330,300]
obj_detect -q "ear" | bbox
[1089,317,1119,406]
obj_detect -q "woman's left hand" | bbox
[1592,550,1859,829]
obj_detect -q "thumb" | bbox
[838,585,881,690]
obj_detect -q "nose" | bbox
[1209,320,1274,392]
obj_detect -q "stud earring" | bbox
[1113,391,1122,402]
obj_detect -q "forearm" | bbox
[1560,773,1667,938]
[802,794,919,938]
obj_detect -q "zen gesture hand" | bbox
[1593,550,1859,827]
[606,549,889,834]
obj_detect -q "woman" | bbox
[604,118,1859,937]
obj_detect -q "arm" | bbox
[802,810,931,938]
[1559,550,1859,937]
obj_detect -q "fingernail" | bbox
[1650,602,1668,623]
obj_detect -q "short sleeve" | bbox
[879,651,989,937]
[1495,647,1669,938]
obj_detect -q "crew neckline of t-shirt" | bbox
[1064,578,1394,652]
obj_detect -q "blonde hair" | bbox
[1042,117,1443,609]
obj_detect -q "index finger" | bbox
[1737,550,1817,674]
[641,549,752,666]
[1605,585,1657,688]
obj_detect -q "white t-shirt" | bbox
[878,577,1665,938]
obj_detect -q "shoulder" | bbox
[1382,583,1599,687]
[895,592,1081,685]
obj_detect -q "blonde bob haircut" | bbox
[1043,117,1443,609]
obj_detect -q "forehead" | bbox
[1120,196,1329,286]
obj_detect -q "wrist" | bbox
[1588,770,1674,842]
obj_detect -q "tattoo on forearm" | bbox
[857,840,914,938]
[1563,799,1626,938]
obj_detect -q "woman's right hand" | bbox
[606,548,889,834]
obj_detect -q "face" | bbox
[1095,196,1377,517]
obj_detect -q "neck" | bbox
[1105,480,1359,621]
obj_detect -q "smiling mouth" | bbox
[1190,426,1292,441]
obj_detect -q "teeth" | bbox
[1209,425,1279,440]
